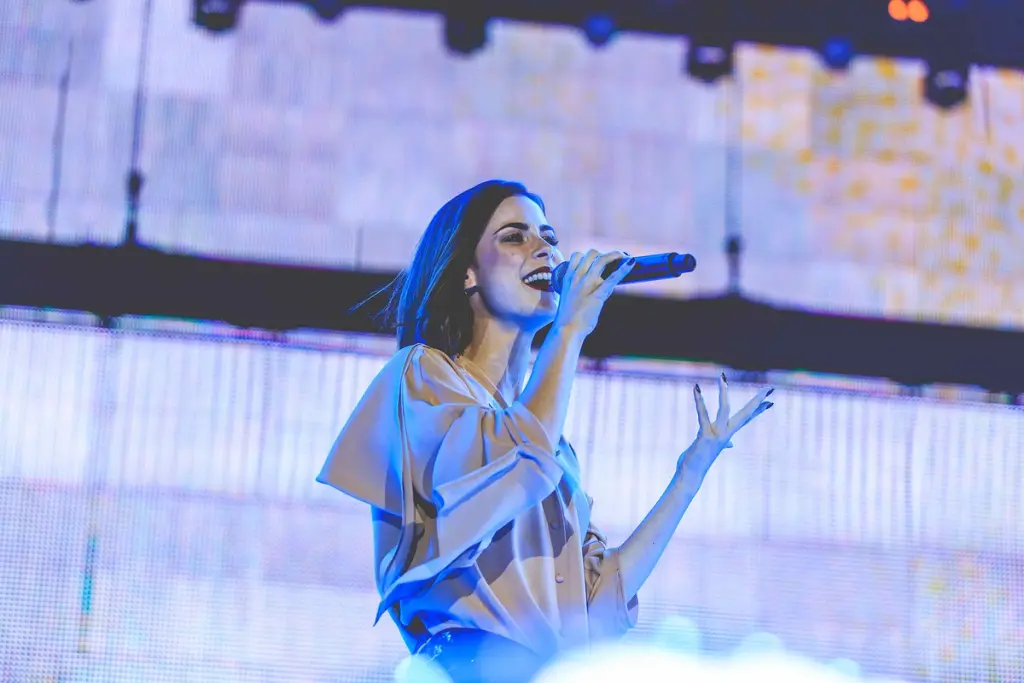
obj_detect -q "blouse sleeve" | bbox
[316,344,572,622]
[582,500,640,641]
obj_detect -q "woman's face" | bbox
[465,195,565,333]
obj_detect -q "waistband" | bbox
[415,628,546,683]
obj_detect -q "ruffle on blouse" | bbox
[317,344,576,623]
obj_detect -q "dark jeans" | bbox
[417,628,548,683]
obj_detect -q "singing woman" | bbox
[318,180,774,682]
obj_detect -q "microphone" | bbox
[550,252,697,294]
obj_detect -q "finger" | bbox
[567,251,584,276]
[716,372,730,427]
[693,384,711,432]
[748,400,774,422]
[729,391,775,436]
[579,249,601,275]
[585,250,629,282]
[596,255,635,297]
[738,386,773,421]
[733,401,773,433]
[565,251,591,288]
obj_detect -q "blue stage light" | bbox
[822,37,855,71]
[583,14,617,48]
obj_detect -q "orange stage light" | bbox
[907,0,930,22]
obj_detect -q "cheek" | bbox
[481,259,530,302]
[486,253,523,280]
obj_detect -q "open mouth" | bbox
[522,268,553,292]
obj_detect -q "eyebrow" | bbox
[494,222,557,235]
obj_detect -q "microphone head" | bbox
[674,253,697,274]
[551,261,569,294]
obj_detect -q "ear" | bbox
[464,265,478,290]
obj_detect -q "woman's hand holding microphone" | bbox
[550,250,634,340]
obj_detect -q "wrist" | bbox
[548,324,587,347]
[675,443,712,491]
[673,462,705,495]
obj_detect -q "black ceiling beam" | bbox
[267,0,1024,72]
[1,239,1020,395]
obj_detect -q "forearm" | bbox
[518,326,584,444]
[616,453,706,600]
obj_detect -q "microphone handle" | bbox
[551,252,696,293]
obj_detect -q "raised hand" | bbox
[678,372,774,480]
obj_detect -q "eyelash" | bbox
[503,233,560,246]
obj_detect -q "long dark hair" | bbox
[358,180,545,358]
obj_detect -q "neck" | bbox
[459,317,538,403]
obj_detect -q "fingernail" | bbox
[766,388,775,397]
[764,401,774,410]
[695,384,702,394]
[721,372,727,384]
[626,257,636,266]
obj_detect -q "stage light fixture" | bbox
[444,11,488,56]
[924,63,968,109]
[582,13,617,48]
[922,12,969,110]
[308,0,345,21]
[192,0,242,33]
[821,37,855,71]
[686,42,734,84]
[685,0,734,84]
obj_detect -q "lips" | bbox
[522,266,553,292]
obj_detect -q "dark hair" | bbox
[358,180,545,358]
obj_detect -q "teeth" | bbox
[523,272,552,283]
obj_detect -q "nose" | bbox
[531,238,551,261]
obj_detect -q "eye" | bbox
[544,234,560,246]
[501,232,525,243]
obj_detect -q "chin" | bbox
[528,302,558,328]
[488,285,556,329]
[513,300,557,330]
[528,290,558,310]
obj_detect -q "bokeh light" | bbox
[888,0,909,21]
[907,0,930,23]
